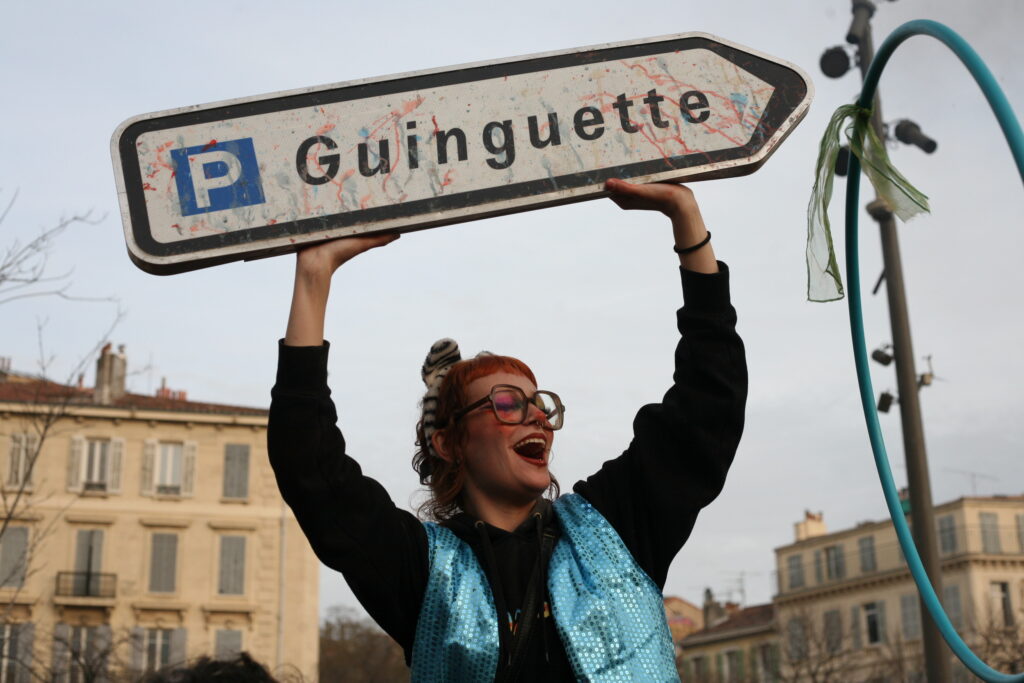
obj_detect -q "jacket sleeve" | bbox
[267,341,428,655]
[573,263,748,588]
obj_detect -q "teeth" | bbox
[514,437,546,449]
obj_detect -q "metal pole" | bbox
[851,2,951,679]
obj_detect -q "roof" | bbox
[0,378,267,417]
[682,604,774,646]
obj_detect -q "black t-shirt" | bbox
[268,264,747,681]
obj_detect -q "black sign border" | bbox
[119,35,807,260]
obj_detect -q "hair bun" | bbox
[421,338,462,388]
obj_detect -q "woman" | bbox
[269,179,747,681]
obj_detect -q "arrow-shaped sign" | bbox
[112,32,812,274]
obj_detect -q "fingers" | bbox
[296,232,401,277]
[605,178,697,217]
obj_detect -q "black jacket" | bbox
[268,264,747,681]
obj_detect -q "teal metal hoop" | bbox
[846,20,1024,683]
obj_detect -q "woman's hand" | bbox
[285,232,401,346]
[605,178,717,274]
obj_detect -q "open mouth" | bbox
[512,436,548,463]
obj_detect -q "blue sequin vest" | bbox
[410,493,679,682]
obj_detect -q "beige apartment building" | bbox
[0,346,319,681]
[773,498,1024,681]
[679,495,1024,682]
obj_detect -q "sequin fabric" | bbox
[549,494,680,682]
[412,495,678,682]
[411,522,500,682]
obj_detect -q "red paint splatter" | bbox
[268,219,278,225]
[440,169,454,187]
[359,194,372,210]
[201,139,218,151]
[142,183,156,191]
[317,123,336,135]
[431,116,441,135]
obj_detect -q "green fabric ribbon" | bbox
[806,104,931,302]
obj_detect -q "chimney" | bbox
[0,357,10,380]
[95,343,127,405]
[702,588,729,629]
[794,509,827,542]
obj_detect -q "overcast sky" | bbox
[2,0,1022,620]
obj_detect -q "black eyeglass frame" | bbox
[452,384,565,430]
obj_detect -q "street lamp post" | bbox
[823,2,951,680]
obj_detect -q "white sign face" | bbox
[113,33,812,274]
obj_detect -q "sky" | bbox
[2,0,1022,621]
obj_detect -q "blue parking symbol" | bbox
[171,138,265,217]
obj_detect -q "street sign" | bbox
[112,32,812,274]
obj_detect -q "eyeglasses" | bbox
[453,384,565,430]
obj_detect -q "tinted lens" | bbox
[491,389,527,424]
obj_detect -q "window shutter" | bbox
[850,606,862,650]
[94,625,111,681]
[735,650,745,680]
[1016,514,1024,553]
[813,550,823,583]
[877,599,888,643]
[67,436,84,493]
[944,584,963,630]
[141,440,156,496]
[14,623,34,683]
[181,441,197,497]
[7,434,23,487]
[218,536,246,595]
[168,628,187,667]
[901,593,921,640]
[836,546,846,578]
[149,534,178,593]
[214,629,243,660]
[51,623,70,678]
[108,438,124,494]
[223,445,250,499]
[129,627,144,673]
[23,434,37,486]
[0,528,28,588]
[681,660,692,681]
[715,652,723,680]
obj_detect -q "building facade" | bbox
[679,597,779,683]
[773,499,1024,681]
[0,346,320,681]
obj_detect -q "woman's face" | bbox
[453,371,553,510]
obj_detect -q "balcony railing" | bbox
[55,571,116,598]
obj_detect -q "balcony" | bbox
[55,571,116,599]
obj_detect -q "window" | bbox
[214,629,242,660]
[73,530,104,596]
[67,437,123,495]
[938,515,957,554]
[863,601,887,644]
[149,534,178,593]
[724,649,744,682]
[813,550,823,583]
[756,644,780,683]
[222,445,250,500]
[217,536,246,596]
[900,593,921,640]
[0,623,30,683]
[786,555,804,589]
[142,441,196,497]
[54,625,104,683]
[823,609,842,653]
[980,512,1001,554]
[824,544,845,580]
[692,655,709,682]
[786,618,808,660]
[157,443,183,495]
[143,628,172,672]
[0,528,28,588]
[990,581,1014,627]
[5,433,36,490]
[943,584,963,630]
[858,536,877,573]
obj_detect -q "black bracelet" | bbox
[673,231,711,254]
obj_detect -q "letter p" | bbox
[171,138,265,217]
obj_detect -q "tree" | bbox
[319,607,409,683]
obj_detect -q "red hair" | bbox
[413,354,558,520]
